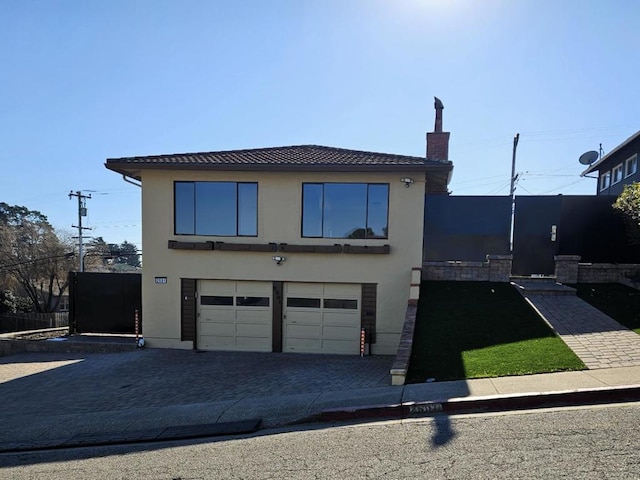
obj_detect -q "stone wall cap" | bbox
[554,255,582,261]
[486,254,513,260]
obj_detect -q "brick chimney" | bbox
[426,96,450,162]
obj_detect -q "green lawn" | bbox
[406,281,585,383]
[573,283,640,334]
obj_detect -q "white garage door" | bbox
[284,283,361,355]
[198,280,272,352]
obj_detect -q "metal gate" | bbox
[69,272,141,334]
[512,196,562,275]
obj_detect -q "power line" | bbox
[0,252,75,272]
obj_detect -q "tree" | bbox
[613,182,640,245]
[109,240,141,268]
[83,236,112,271]
[0,203,75,312]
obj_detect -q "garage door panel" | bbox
[322,311,360,326]
[235,322,271,337]
[235,337,271,351]
[286,310,322,325]
[322,339,359,354]
[284,337,321,352]
[199,335,235,349]
[322,325,360,339]
[198,280,273,352]
[200,309,236,323]
[236,308,270,320]
[199,322,236,336]
[284,282,361,355]
[285,323,322,338]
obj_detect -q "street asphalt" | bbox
[0,334,639,454]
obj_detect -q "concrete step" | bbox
[510,277,576,296]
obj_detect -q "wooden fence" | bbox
[0,312,69,333]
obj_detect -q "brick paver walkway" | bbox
[523,292,640,369]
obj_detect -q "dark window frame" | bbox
[301,182,389,239]
[323,298,358,310]
[174,181,258,237]
[286,297,322,308]
[200,295,234,306]
[236,296,270,307]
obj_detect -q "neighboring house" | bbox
[582,130,640,195]
[105,100,453,355]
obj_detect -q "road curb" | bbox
[0,419,262,454]
[313,385,640,423]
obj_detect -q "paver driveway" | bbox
[0,349,393,416]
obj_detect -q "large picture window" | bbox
[175,182,257,236]
[302,183,389,239]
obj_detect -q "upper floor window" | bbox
[599,171,611,192]
[302,183,389,239]
[625,154,638,178]
[175,182,257,236]
[612,164,624,184]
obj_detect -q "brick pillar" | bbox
[487,255,512,282]
[554,255,581,284]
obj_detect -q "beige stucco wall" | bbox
[140,168,425,355]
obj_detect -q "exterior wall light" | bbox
[400,177,415,187]
[272,255,286,265]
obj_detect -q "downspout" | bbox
[122,174,141,188]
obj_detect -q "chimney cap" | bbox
[434,97,444,109]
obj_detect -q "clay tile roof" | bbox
[105,144,451,178]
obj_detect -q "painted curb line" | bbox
[314,385,640,423]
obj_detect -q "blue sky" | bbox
[1,0,638,252]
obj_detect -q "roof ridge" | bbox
[106,144,430,162]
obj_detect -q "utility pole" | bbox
[509,133,520,198]
[509,133,520,252]
[69,191,92,272]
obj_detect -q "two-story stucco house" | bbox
[105,100,453,356]
[582,130,639,195]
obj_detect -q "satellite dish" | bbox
[579,150,599,165]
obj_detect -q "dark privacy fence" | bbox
[0,312,68,334]
[69,272,141,334]
[424,195,512,262]
[424,194,640,275]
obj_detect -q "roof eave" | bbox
[581,129,640,175]
[104,161,452,177]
